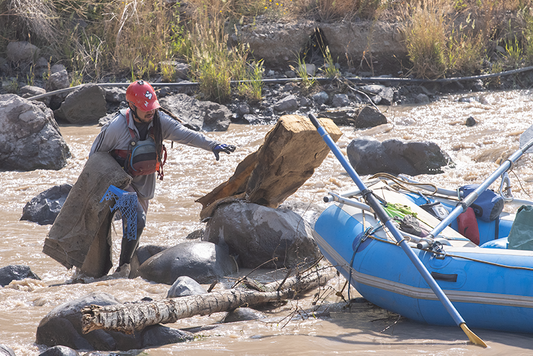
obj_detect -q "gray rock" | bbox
[318,108,357,126]
[174,62,190,80]
[20,85,50,106]
[129,244,169,279]
[46,69,69,92]
[203,201,321,269]
[360,84,395,105]
[273,94,298,112]
[371,95,382,105]
[137,241,238,284]
[103,87,126,103]
[20,85,46,98]
[167,276,207,298]
[46,67,70,110]
[141,326,194,349]
[415,93,430,104]
[466,116,476,127]
[346,137,453,176]
[299,97,312,107]
[159,93,231,131]
[312,91,329,106]
[0,94,71,170]
[237,20,406,70]
[281,83,294,92]
[0,265,40,287]
[361,84,384,95]
[50,64,67,74]
[135,245,169,266]
[354,106,388,129]
[54,84,107,124]
[34,56,50,77]
[6,41,40,63]
[0,344,16,356]
[305,63,316,76]
[223,307,266,322]
[98,112,117,127]
[21,183,72,225]
[235,103,250,118]
[285,70,296,78]
[35,292,193,351]
[39,345,79,356]
[332,93,350,107]
[242,114,264,125]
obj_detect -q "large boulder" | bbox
[0,265,40,287]
[36,292,193,351]
[54,84,107,124]
[203,201,321,269]
[6,41,40,63]
[137,241,238,284]
[21,184,72,225]
[159,93,231,131]
[0,94,71,171]
[234,20,406,71]
[346,137,453,176]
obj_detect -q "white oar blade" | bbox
[520,125,533,153]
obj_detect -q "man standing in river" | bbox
[89,80,235,274]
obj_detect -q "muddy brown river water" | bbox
[2,89,533,354]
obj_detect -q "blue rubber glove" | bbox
[212,144,236,161]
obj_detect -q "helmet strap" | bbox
[129,103,143,123]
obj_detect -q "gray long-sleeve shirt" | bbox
[90,109,218,200]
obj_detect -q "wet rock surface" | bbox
[35,292,194,351]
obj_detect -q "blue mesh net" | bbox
[100,185,138,241]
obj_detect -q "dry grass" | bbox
[5,0,58,43]
[401,0,533,78]
[185,11,249,103]
[403,1,449,79]
[2,0,533,96]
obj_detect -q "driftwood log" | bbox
[81,267,337,335]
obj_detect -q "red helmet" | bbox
[126,80,160,111]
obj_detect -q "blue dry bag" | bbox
[458,184,503,222]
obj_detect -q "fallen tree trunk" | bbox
[81,267,336,335]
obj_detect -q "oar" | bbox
[421,127,533,245]
[308,113,487,348]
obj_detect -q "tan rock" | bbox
[196,115,342,219]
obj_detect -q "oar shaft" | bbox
[311,117,367,192]
[429,138,533,239]
[309,114,466,326]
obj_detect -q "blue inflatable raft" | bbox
[313,182,533,334]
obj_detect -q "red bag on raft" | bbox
[457,207,480,245]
